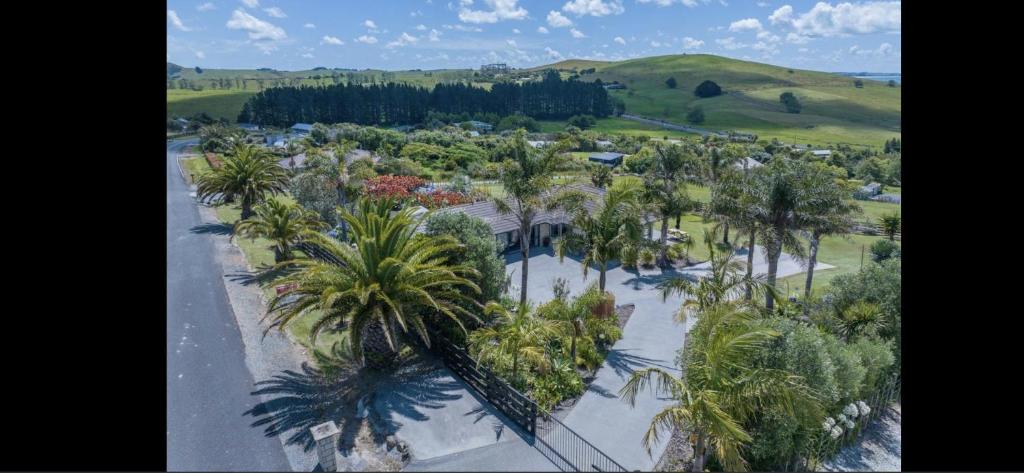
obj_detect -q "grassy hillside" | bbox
[166,54,900,148]
[571,54,900,147]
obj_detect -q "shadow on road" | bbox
[190,222,233,236]
[604,348,678,379]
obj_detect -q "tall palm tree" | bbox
[704,144,742,244]
[801,178,861,305]
[644,143,700,267]
[879,212,901,241]
[537,283,604,365]
[659,226,777,317]
[196,143,290,219]
[555,185,644,292]
[495,130,573,306]
[198,123,244,153]
[747,159,829,310]
[232,197,329,263]
[619,302,818,472]
[265,198,482,368]
[469,301,558,382]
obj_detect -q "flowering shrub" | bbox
[415,190,474,209]
[830,426,843,439]
[857,400,871,416]
[365,175,426,200]
[843,403,860,418]
[822,417,836,431]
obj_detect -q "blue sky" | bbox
[167,0,900,72]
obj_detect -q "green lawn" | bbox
[537,117,700,139]
[181,156,212,184]
[167,89,256,121]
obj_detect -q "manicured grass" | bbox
[537,117,700,139]
[776,233,897,297]
[181,156,212,184]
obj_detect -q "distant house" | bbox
[735,156,764,171]
[237,123,260,131]
[278,152,308,170]
[854,182,883,200]
[811,149,832,158]
[588,152,625,167]
[595,140,614,149]
[266,134,286,147]
[391,125,415,133]
[291,123,314,134]
[466,120,493,132]
[527,140,552,148]
[468,130,480,137]
[603,83,626,90]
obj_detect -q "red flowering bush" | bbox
[365,175,426,200]
[415,190,474,209]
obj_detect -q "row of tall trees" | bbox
[237,70,612,127]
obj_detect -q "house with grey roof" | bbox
[735,156,764,171]
[811,149,832,158]
[588,152,625,167]
[291,123,314,134]
[465,120,494,132]
[436,184,656,252]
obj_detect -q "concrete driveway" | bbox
[505,245,832,471]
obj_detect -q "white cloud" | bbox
[878,42,893,55]
[386,32,420,48]
[681,36,704,49]
[537,26,550,34]
[506,39,517,46]
[410,10,424,17]
[756,1,769,6]
[302,53,314,58]
[752,41,778,54]
[547,10,573,27]
[197,2,216,12]
[226,9,286,40]
[757,30,780,42]
[195,50,206,59]
[263,6,286,18]
[415,24,427,30]
[771,2,901,37]
[458,0,528,24]
[364,19,378,29]
[729,18,763,32]
[240,0,258,7]
[513,28,521,33]
[785,32,809,44]
[544,46,563,60]
[562,0,625,17]
[614,36,626,44]
[715,36,746,50]
[636,0,702,6]
[168,10,191,31]
[429,29,442,41]
[321,35,344,45]
[570,28,586,38]
[650,40,663,47]
[355,35,378,44]
[443,24,484,32]
[768,5,793,24]
[304,23,316,29]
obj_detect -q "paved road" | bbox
[166,139,292,471]
[620,113,724,137]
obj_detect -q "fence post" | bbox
[530,402,538,436]
[310,421,340,472]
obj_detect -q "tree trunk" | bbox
[512,351,519,381]
[691,432,707,472]
[722,221,730,245]
[745,229,756,301]
[273,246,288,264]
[570,332,577,365]
[240,199,254,220]
[675,212,682,229]
[803,233,820,311]
[766,239,782,310]
[658,217,671,267]
[599,263,607,292]
[360,316,399,369]
[647,222,653,240]
[337,187,349,241]
[519,224,531,307]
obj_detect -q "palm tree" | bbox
[618,302,818,472]
[495,130,573,306]
[469,301,558,382]
[644,143,699,267]
[659,226,777,317]
[198,123,244,153]
[196,143,290,219]
[537,282,604,365]
[747,159,830,310]
[232,197,329,263]
[879,212,901,241]
[555,185,644,292]
[265,198,482,368]
[704,144,742,244]
[833,301,886,341]
[801,180,861,306]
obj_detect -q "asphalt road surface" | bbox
[166,139,292,471]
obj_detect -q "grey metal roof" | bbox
[811,149,832,156]
[735,156,763,170]
[291,123,314,131]
[588,152,625,162]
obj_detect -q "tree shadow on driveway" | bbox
[190,222,233,236]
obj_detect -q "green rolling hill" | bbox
[167,54,900,147]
